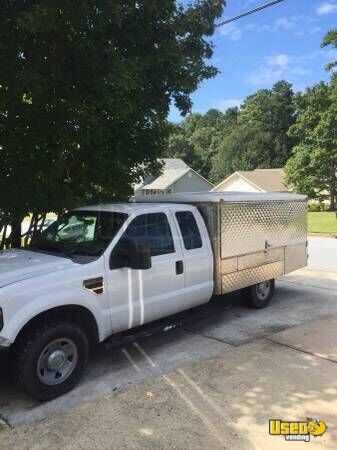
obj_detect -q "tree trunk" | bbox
[0,225,8,250]
[10,220,22,248]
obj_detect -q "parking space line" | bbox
[177,369,230,420]
[121,348,142,373]
[133,342,226,448]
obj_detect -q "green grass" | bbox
[308,212,337,234]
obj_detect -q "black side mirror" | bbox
[110,238,152,270]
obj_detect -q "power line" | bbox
[216,0,286,27]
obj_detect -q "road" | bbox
[308,236,337,272]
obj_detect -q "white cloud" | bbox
[267,53,290,69]
[245,14,318,38]
[316,2,337,15]
[247,53,290,86]
[274,17,295,30]
[214,99,243,111]
[246,53,311,86]
[290,67,310,76]
[322,48,337,60]
[219,23,242,41]
[246,68,283,86]
[310,26,322,34]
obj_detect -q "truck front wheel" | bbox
[242,279,275,309]
[14,320,89,401]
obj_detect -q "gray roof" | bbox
[141,159,210,190]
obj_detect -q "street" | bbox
[308,236,337,272]
[0,236,336,449]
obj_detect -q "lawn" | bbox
[308,212,337,234]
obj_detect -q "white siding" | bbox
[171,170,213,193]
[217,175,261,193]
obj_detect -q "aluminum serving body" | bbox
[217,199,307,294]
[194,198,307,295]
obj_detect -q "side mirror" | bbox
[110,239,152,270]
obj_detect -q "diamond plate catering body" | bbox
[138,191,307,295]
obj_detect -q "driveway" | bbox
[1,279,337,449]
[0,268,337,428]
[0,236,336,440]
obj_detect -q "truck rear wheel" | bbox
[14,320,89,401]
[242,279,275,309]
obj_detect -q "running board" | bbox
[104,318,183,350]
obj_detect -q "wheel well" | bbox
[15,305,99,346]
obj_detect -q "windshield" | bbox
[30,210,128,258]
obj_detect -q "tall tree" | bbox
[210,81,296,182]
[285,80,337,209]
[322,29,337,70]
[0,0,224,247]
[166,107,239,180]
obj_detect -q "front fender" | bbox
[0,260,111,345]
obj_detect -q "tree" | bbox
[165,107,239,181]
[209,124,274,181]
[285,81,337,209]
[209,81,296,183]
[0,0,224,247]
[322,29,337,71]
[238,81,296,165]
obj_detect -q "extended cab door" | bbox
[106,210,186,332]
[172,208,214,309]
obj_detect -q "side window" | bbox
[122,213,175,257]
[175,211,202,250]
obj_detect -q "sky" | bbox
[169,0,337,121]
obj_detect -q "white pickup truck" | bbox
[0,192,307,400]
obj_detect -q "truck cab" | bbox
[0,203,213,400]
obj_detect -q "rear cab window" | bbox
[175,211,202,250]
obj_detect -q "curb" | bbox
[308,233,337,238]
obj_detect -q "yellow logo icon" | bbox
[307,420,327,436]
[270,419,327,442]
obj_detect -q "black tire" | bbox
[14,320,89,401]
[242,279,275,309]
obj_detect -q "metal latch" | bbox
[264,240,272,252]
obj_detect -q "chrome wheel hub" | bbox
[37,338,78,386]
[47,350,66,371]
[255,281,271,300]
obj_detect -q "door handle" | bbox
[176,260,184,275]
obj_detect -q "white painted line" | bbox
[128,269,133,329]
[138,271,144,325]
[121,348,141,373]
[133,342,156,368]
[177,369,229,420]
[162,374,225,447]
[133,343,225,447]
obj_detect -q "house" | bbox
[134,159,213,198]
[212,168,290,193]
